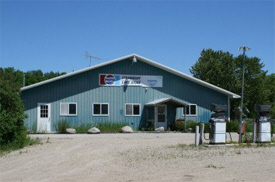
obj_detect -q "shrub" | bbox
[244,119,253,132]
[74,123,92,133]
[54,120,71,133]
[96,122,126,133]
[243,133,252,143]
[175,120,184,131]
[0,69,28,150]
[184,120,199,132]
[227,119,239,132]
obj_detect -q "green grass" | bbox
[74,123,92,133]
[0,136,41,157]
[74,122,128,133]
[96,122,127,133]
[54,120,71,133]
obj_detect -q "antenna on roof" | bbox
[82,51,102,67]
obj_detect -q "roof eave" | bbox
[21,53,241,99]
[134,54,241,99]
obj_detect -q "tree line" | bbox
[190,49,275,118]
[0,67,66,87]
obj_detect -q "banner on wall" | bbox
[99,74,163,87]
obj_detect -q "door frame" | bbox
[155,104,167,129]
[37,103,51,132]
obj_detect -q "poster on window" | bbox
[99,74,163,87]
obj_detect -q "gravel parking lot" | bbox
[1,133,275,182]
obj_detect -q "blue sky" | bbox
[0,1,274,75]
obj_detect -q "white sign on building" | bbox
[99,74,163,87]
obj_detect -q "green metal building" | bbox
[21,54,240,132]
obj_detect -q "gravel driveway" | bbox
[0,133,275,182]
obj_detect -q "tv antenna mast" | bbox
[82,51,102,67]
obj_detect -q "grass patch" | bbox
[243,133,253,143]
[74,123,92,133]
[235,150,242,154]
[74,122,128,133]
[96,122,127,133]
[0,136,41,157]
[206,164,224,169]
[168,143,204,150]
[54,120,71,133]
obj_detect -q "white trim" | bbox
[92,103,109,116]
[21,53,240,99]
[183,104,197,116]
[125,103,141,116]
[60,102,77,116]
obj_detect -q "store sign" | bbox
[99,74,163,87]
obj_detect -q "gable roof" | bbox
[145,98,188,107]
[21,53,240,98]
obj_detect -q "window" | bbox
[125,104,140,116]
[40,105,49,118]
[93,103,109,116]
[60,103,77,116]
[183,104,197,116]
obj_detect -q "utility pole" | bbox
[23,73,25,87]
[238,46,251,143]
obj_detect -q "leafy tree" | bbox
[0,69,28,148]
[0,67,66,149]
[0,67,66,87]
[190,49,271,118]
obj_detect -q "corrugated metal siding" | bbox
[21,58,228,131]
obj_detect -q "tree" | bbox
[0,69,27,148]
[0,67,66,87]
[264,74,275,118]
[190,49,270,118]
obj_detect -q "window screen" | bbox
[60,103,69,115]
[60,103,77,116]
[126,104,140,116]
[126,104,132,115]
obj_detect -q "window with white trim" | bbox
[183,104,197,116]
[93,103,109,116]
[125,103,140,116]
[60,103,77,116]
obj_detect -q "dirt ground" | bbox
[1,133,275,182]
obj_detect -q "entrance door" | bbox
[37,103,51,132]
[155,105,167,129]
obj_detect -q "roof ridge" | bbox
[21,54,240,99]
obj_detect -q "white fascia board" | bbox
[134,54,241,99]
[20,54,136,91]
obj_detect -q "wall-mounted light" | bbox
[132,56,137,65]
